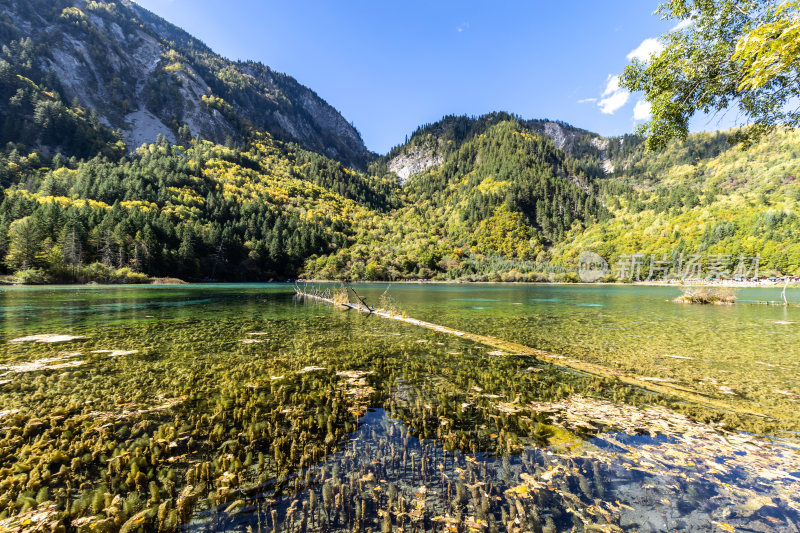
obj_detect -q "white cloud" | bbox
[587,29,681,117]
[633,99,652,121]
[598,75,629,115]
[599,91,630,114]
[671,19,692,32]
[602,75,621,97]
[627,38,664,61]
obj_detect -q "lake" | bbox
[0,283,798,532]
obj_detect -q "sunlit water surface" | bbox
[0,283,797,532]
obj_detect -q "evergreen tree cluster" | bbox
[0,136,387,283]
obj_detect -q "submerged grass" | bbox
[674,286,736,304]
[0,286,797,532]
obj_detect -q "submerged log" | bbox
[293,286,771,419]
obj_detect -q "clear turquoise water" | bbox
[0,283,798,532]
[345,283,800,421]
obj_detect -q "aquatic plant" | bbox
[674,286,736,304]
[0,285,797,532]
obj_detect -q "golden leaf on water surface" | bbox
[506,483,532,498]
[336,370,374,379]
[519,473,545,489]
[493,402,521,414]
[464,517,487,530]
[712,522,735,532]
[90,349,139,356]
[217,471,235,482]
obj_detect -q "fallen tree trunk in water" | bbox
[294,286,771,421]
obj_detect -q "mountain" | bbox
[553,127,800,276]
[341,114,800,280]
[381,113,612,184]
[0,0,798,284]
[381,113,520,183]
[0,0,370,167]
[304,115,611,281]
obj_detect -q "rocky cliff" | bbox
[387,145,444,184]
[0,0,371,167]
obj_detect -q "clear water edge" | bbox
[0,283,798,532]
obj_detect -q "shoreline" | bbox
[0,277,188,287]
[0,277,798,289]
[297,278,800,288]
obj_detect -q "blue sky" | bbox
[134,0,738,154]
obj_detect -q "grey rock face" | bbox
[543,121,578,151]
[1,0,370,167]
[387,145,444,184]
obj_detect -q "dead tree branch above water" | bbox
[294,284,773,421]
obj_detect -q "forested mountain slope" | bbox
[0,1,798,283]
[555,128,800,276]
[0,0,370,167]
[0,133,396,282]
[305,117,611,281]
[3,103,799,283]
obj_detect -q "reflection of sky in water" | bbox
[0,284,297,337]
[0,298,214,317]
[204,407,800,532]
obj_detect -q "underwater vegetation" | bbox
[674,287,736,305]
[376,284,800,431]
[0,285,798,532]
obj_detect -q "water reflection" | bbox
[203,405,800,533]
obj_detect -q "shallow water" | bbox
[345,283,800,428]
[0,283,798,532]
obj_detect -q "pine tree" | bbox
[6,216,40,270]
[62,226,83,279]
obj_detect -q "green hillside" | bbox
[556,128,800,276]
[1,110,799,283]
[305,118,607,282]
[0,134,395,283]
[1,0,799,283]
